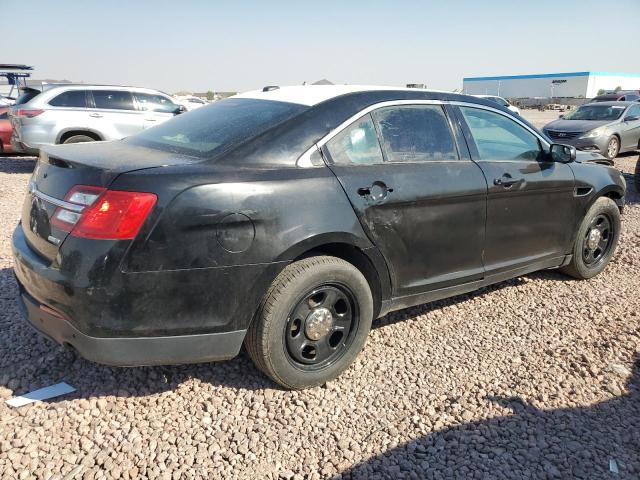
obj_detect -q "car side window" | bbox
[372,105,458,162]
[325,114,384,165]
[92,90,135,111]
[49,90,87,108]
[627,105,640,117]
[459,106,542,161]
[135,93,177,113]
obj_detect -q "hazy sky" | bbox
[4,0,640,94]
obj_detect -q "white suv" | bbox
[10,85,186,154]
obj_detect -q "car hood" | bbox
[574,149,613,166]
[544,119,614,132]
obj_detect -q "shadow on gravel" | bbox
[338,355,640,479]
[0,156,36,174]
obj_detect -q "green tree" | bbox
[614,86,622,93]
[597,89,606,96]
[206,90,215,101]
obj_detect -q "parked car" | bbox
[592,91,640,102]
[9,84,186,155]
[543,101,640,160]
[13,86,626,389]
[176,96,208,110]
[474,95,521,115]
[0,96,14,106]
[0,107,13,153]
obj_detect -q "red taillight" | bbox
[73,190,157,240]
[15,109,45,118]
[50,185,157,240]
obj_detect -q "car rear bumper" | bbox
[16,288,246,366]
[12,224,286,366]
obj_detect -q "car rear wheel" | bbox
[245,255,373,389]
[560,197,620,279]
[62,134,96,144]
[604,136,620,160]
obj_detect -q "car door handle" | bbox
[145,118,157,122]
[89,113,103,118]
[357,187,371,196]
[494,175,522,188]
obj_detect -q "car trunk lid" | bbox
[21,141,200,262]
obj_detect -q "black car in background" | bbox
[12,86,626,389]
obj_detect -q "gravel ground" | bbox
[0,122,638,479]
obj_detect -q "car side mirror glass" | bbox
[624,115,639,122]
[550,143,576,163]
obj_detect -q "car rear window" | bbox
[92,90,135,110]
[14,89,41,105]
[49,90,87,108]
[127,98,307,158]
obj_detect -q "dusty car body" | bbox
[13,86,626,388]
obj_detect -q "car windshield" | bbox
[563,105,626,121]
[127,98,307,157]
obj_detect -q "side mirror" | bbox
[173,104,187,115]
[550,143,576,163]
[559,114,564,118]
[624,115,639,122]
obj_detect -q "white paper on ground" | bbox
[5,382,76,407]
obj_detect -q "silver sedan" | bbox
[543,101,640,160]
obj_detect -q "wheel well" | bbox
[58,130,101,144]
[603,191,624,211]
[296,243,383,318]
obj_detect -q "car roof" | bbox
[233,85,451,106]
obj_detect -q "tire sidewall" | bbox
[571,198,621,278]
[262,260,373,389]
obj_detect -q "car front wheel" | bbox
[245,255,373,389]
[604,136,620,160]
[561,197,621,279]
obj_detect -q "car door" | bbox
[87,89,144,140]
[322,103,487,297]
[619,104,640,150]
[47,89,90,135]
[454,105,575,276]
[133,92,180,129]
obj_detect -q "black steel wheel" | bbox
[285,284,358,370]
[245,255,373,389]
[561,197,621,279]
[581,213,614,267]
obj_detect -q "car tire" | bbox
[245,255,373,389]
[604,136,620,160]
[560,197,620,279]
[62,135,96,144]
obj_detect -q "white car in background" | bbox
[474,95,521,115]
[175,96,208,111]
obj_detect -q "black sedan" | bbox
[12,86,626,389]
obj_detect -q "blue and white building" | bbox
[462,72,640,99]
